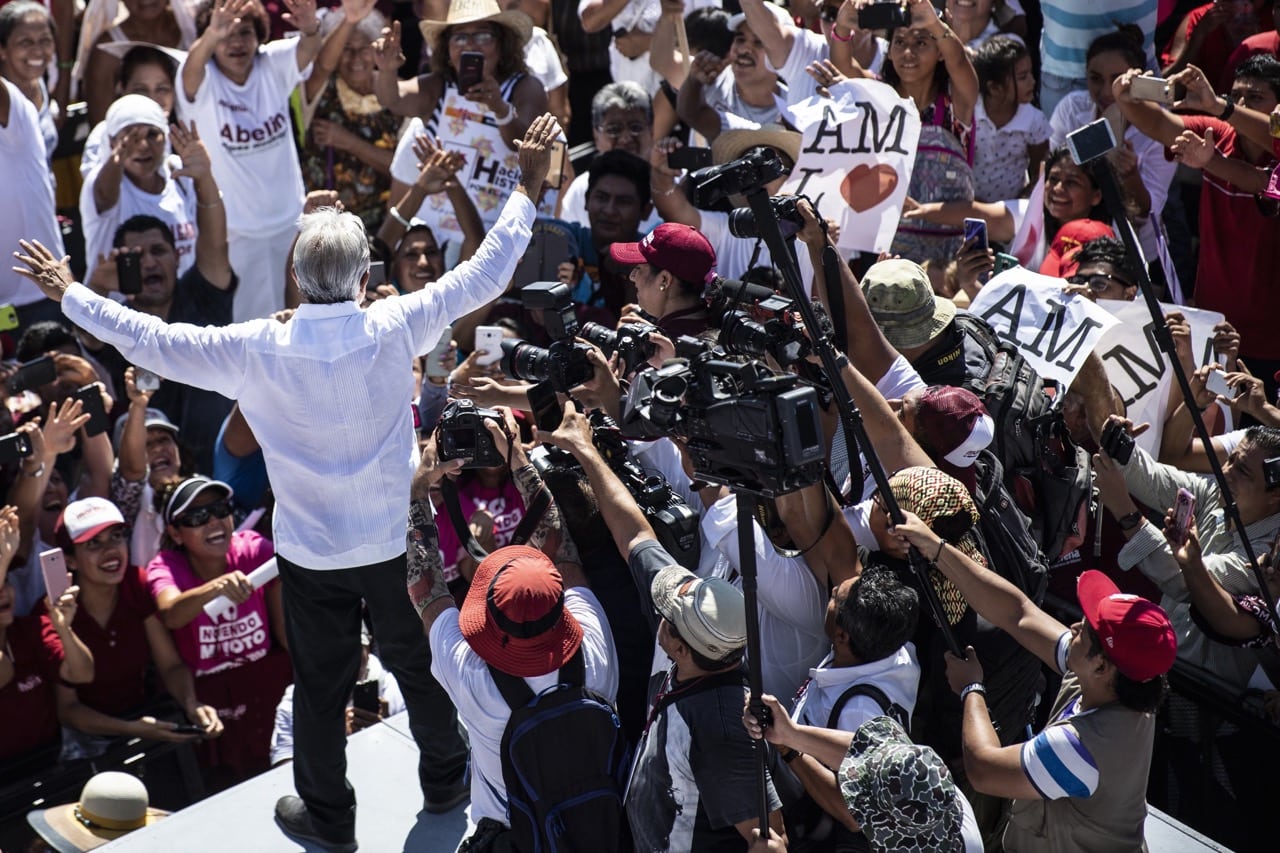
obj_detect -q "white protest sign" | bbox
[781,79,921,253]
[1092,300,1227,455]
[967,269,1120,389]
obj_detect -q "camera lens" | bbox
[581,322,618,356]
[727,208,760,239]
[720,312,771,357]
[500,339,550,383]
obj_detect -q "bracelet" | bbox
[493,104,515,126]
[1218,97,1236,121]
[933,538,946,562]
[959,682,986,703]
[196,190,223,209]
[23,461,45,478]
[655,185,679,197]
[833,353,849,369]
[303,25,321,37]
[57,60,74,70]
[780,746,802,764]
[388,205,411,228]
[830,25,853,43]
[1116,510,1144,532]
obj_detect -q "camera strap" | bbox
[438,478,554,563]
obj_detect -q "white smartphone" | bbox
[426,325,453,379]
[474,325,504,367]
[1205,370,1233,399]
[40,548,70,603]
[1066,118,1118,165]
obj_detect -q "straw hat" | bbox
[28,772,168,852]
[419,0,533,47]
[710,125,802,167]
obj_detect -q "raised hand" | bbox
[281,0,320,36]
[689,50,724,86]
[123,366,155,407]
[413,135,466,194]
[516,113,562,197]
[207,0,257,42]
[373,22,403,72]
[170,121,213,182]
[41,397,90,456]
[12,239,75,302]
[340,0,377,25]
[0,505,20,576]
[1170,127,1216,170]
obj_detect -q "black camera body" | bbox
[436,399,506,469]
[500,281,595,394]
[582,321,658,377]
[707,277,814,368]
[857,2,911,30]
[687,147,787,209]
[0,430,33,465]
[623,338,827,496]
[1099,419,1135,466]
[728,195,804,240]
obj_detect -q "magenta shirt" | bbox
[435,478,527,579]
[146,531,276,676]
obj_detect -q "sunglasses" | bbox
[1067,272,1132,293]
[174,499,234,528]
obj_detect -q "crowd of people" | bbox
[2,0,1280,852]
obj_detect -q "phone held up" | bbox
[1100,419,1135,465]
[1172,488,1196,547]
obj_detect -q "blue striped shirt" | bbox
[1040,1,1157,80]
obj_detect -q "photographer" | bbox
[539,401,786,851]
[610,221,716,338]
[1095,416,1280,688]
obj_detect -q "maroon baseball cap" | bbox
[1077,571,1176,682]
[610,223,716,284]
[915,386,995,493]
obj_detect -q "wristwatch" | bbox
[1116,510,1144,531]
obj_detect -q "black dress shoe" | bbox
[274,795,358,852]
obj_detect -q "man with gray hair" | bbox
[559,81,656,226]
[14,114,563,853]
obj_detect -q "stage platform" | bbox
[93,712,1231,852]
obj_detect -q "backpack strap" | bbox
[826,682,895,730]
[487,647,585,711]
[440,478,490,564]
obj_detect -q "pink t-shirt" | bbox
[435,478,527,579]
[146,531,276,676]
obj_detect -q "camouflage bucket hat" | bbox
[886,467,985,624]
[839,716,965,853]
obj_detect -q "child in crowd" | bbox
[970,35,1050,202]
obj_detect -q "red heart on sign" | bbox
[840,164,899,212]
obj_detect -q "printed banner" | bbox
[967,270,1120,389]
[781,79,921,253]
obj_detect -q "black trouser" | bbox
[278,552,468,836]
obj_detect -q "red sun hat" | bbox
[459,545,583,678]
[1077,570,1176,682]
[610,223,717,285]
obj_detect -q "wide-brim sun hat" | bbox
[28,772,168,852]
[711,125,802,167]
[419,0,533,48]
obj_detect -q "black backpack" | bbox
[826,682,910,731]
[487,650,630,853]
[949,313,1092,562]
[970,450,1049,605]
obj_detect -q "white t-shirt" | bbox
[705,68,785,131]
[430,589,619,826]
[769,27,887,106]
[791,645,920,734]
[176,39,306,235]
[524,27,567,92]
[81,158,198,280]
[973,99,1050,203]
[701,494,829,702]
[0,79,66,307]
[697,208,815,286]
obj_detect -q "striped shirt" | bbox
[1040,1,1157,80]
[1019,632,1100,799]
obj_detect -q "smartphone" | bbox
[1100,419,1135,465]
[352,678,380,714]
[134,367,162,392]
[1173,487,1196,546]
[0,431,33,465]
[526,379,562,432]
[457,51,484,92]
[474,325,504,367]
[116,251,142,296]
[368,260,387,288]
[73,383,111,437]
[857,2,911,30]
[547,139,568,189]
[993,252,1020,276]
[39,548,70,603]
[7,355,56,394]
[1066,118,1118,165]
[0,304,18,332]
[1205,369,1233,399]
[1128,75,1175,105]
[425,325,453,379]
[667,147,713,171]
[1270,109,1280,139]
[963,218,988,252]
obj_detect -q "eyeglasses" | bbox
[80,528,128,553]
[449,30,496,47]
[819,5,841,23]
[1067,272,1132,293]
[174,499,234,528]
[596,122,648,139]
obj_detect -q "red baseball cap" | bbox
[1039,219,1115,279]
[610,223,716,285]
[1077,570,1176,682]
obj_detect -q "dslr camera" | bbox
[581,321,658,377]
[435,399,506,469]
[500,282,594,394]
[686,147,788,209]
[1099,419,1135,465]
[728,196,804,240]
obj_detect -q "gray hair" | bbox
[591,81,652,127]
[319,8,388,44]
[293,208,370,304]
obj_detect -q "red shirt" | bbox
[43,566,158,716]
[1165,5,1271,91]
[1220,30,1280,91]
[0,614,61,761]
[1175,117,1280,360]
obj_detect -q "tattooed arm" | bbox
[407,439,462,629]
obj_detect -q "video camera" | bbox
[499,282,594,394]
[707,276,815,368]
[686,147,787,209]
[622,337,826,496]
[581,321,658,377]
[435,399,506,469]
[531,412,701,570]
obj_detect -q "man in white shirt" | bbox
[14,113,562,853]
